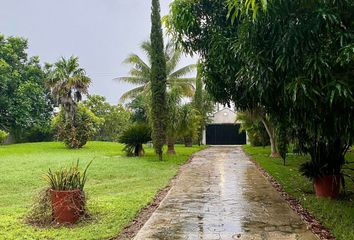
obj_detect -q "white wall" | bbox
[211,108,237,124]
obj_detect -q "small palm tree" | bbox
[116,40,196,101]
[46,56,91,122]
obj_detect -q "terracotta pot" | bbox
[50,189,85,224]
[314,175,341,199]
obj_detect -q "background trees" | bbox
[0,35,53,142]
[192,64,214,145]
[83,95,131,142]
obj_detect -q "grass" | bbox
[243,145,354,240]
[0,141,205,240]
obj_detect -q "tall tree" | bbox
[116,40,195,101]
[0,35,52,142]
[46,56,91,123]
[47,56,93,149]
[150,0,168,160]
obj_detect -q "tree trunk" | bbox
[184,136,193,147]
[261,118,279,157]
[167,137,176,155]
[134,144,144,157]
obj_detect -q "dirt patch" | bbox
[113,152,202,240]
[244,150,336,240]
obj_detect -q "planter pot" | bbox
[314,175,341,199]
[50,189,85,224]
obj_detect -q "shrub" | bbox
[53,105,103,149]
[119,124,151,156]
[0,130,9,145]
[46,160,92,191]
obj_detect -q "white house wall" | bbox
[211,108,238,124]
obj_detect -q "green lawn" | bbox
[243,145,354,240]
[0,141,205,240]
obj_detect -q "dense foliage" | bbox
[83,95,131,142]
[167,0,354,178]
[192,64,214,145]
[126,95,149,123]
[0,35,53,142]
[237,111,269,147]
[53,105,102,149]
[119,124,152,156]
[179,103,201,147]
[166,88,182,154]
[150,0,168,160]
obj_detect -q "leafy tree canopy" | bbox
[0,35,52,140]
[83,95,131,142]
[167,0,354,175]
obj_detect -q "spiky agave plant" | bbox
[46,159,93,191]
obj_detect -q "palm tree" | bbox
[46,56,91,122]
[116,40,196,101]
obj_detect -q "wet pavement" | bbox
[134,146,318,240]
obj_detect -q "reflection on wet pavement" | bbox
[134,146,318,240]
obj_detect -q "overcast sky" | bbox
[0,0,197,104]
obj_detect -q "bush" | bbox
[0,130,9,145]
[13,125,54,143]
[119,124,151,156]
[53,105,102,149]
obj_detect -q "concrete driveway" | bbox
[134,146,317,240]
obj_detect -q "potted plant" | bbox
[46,160,92,224]
[299,160,342,199]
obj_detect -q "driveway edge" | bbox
[242,147,334,240]
[113,147,208,240]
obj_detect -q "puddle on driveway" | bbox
[134,146,317,240]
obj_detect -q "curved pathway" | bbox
[135,146,317,240]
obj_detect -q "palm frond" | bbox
[169,64,197,80]
[114,76,148,85]
[166,50,182,75]
[140,41,153,64]
[167,80,195,97]
[120,86,147,101]
[123,54,150,73]
[168,77,196,84]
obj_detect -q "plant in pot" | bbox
[300,159,343,199]
[46,160,92,224]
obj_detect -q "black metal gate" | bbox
[206,124,246,145]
